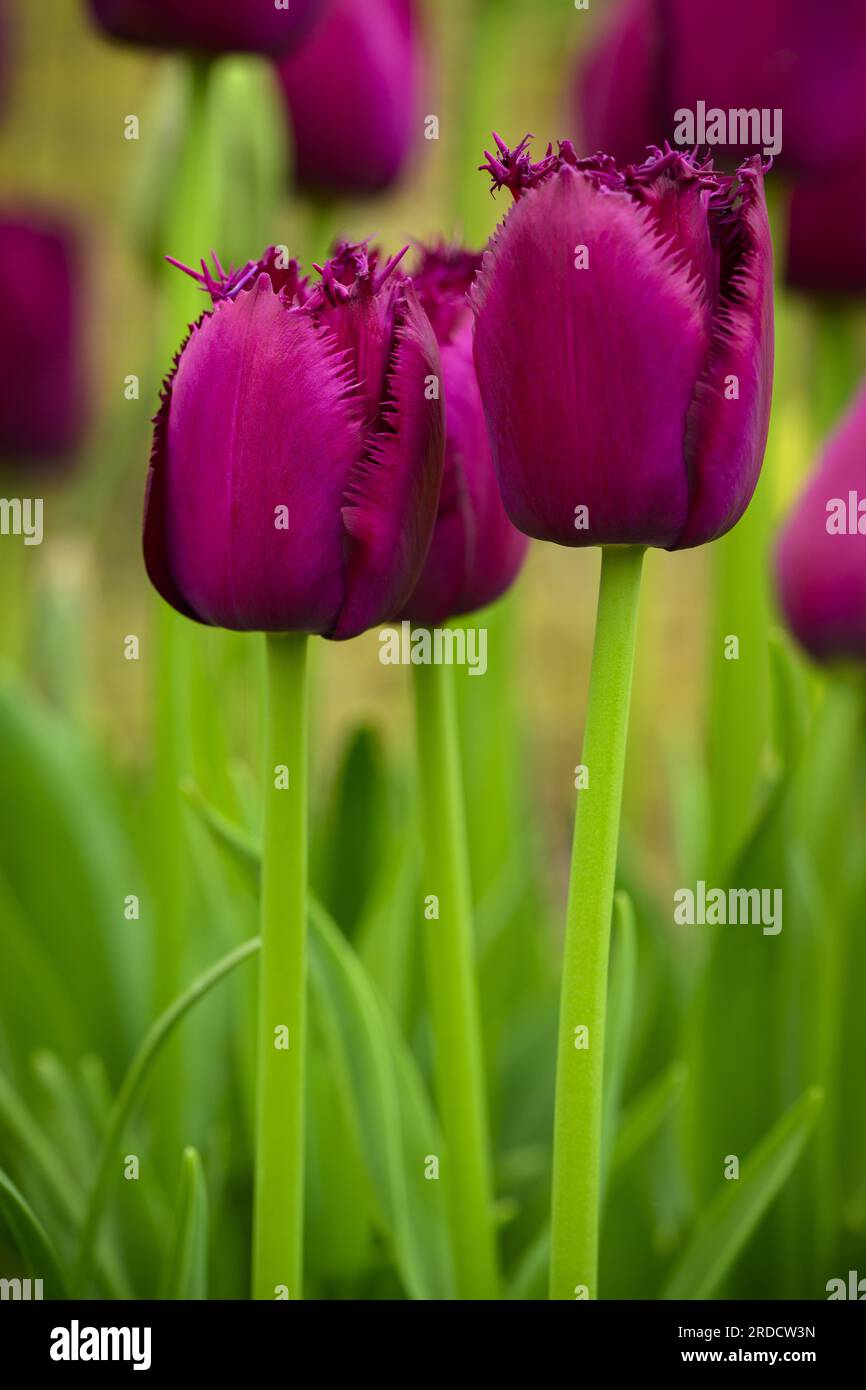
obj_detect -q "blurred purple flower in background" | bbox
[144,241,444,638]
[398,245,529,625]
[276,0,420,198]
[776,384,866,664]
[0,215,86,465]
[87,0,325,56]
[472,138,774,551]
[576,0,866,179]
[786,160,866,298]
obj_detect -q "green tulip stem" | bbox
[412,653,500,1299]
[252,632,309,1301]
[550,545,645,1300]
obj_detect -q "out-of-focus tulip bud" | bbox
[785,160,866,298]
[0,215,85,464]
[144,241,445,638]
[576,0,866,179]
[398,245,528,624]
[87,0,325,56]
[776,383,866,663]
[276,0,420,197]
[472,137,774,550]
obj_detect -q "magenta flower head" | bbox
[576,0,866,179]
[144,241,444,638]
[397,245,529,625]
[472,137,774,551]
[0,215,86,465]
[276,0,420,198]
[87,0,324,55]
[776,384,866,664]
[785,159,866,298]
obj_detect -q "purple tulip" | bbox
[577,0,866,179]
[0,215,85,464]
[776,384,866,664]
[471,138,774,551]
[276,0,419,197]
[396,246,529,625]
[144,241,444,638]
[87,0,325,55]
[786,160,866,297]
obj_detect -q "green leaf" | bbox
[159,1148,208,1300]
[611,1061,687,1175]
[662,1087,823,1300]
[0,1167,70,1299]
[309,901,454,1300]
[75,938,260,1292]
[0,681,147,1069]
[313,727,391,940]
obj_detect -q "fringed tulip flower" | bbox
[472,137,774,551]
[473,136,775,1303]
[144,241,445,637]
[0,215,85,464]
[398,245,529,625]
[776,384,866,663]
[87,0,325,55]
[276,0,420,197]
[576,0,866,178]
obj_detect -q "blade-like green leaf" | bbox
[309,901,454,1301]
[662,1087,823,1300]
[159,1148,208,1300]
[0,1167,70,1299]
[611,1061,687,1175]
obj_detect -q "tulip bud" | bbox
[576,0,866,179]
[397,245,528,624]
[472,137,774,551]
[87,0,325,56]
[144,242,445,637]
[776,384,866,664]
[275,0,420,197]
[0,215,86,465]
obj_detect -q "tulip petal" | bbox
[472,167,709,547]
[676,172,774,548]
[776,384,866,664]
[401,327,528,624]
[144,275,361,633]
[334,285,444,639]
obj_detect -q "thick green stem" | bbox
[252,633,309,1300]
[550,546,644,1300]
[412,654,500,1299]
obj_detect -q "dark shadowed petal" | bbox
[334,285,444,639]
[88,0,325,54]
[676,164,774,548]
[776,383,866,664]
[472,166,709,548]
[400,324,528,624]
[144,274,362,633]
[276,0,419,196]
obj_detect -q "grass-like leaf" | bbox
[0,1166,70,1299]
[662,1086,823,1300]
[159,1147,208,1300]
